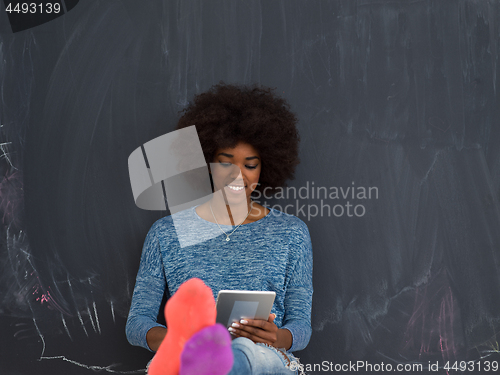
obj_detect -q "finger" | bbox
[238,318,268,329]
[268,313,276,323]
[228,326,275,345]
[229,322,266,339]
[238,318,278,335]
[230,321,277,342]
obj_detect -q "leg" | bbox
[148,278,217,375]
[228,337,298,375]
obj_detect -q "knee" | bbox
[229,337,257,374]
[232,337,257,358]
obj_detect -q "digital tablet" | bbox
[215,290,276,328]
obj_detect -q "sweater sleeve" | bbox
[281,221,313,352]
[126,222,167,351]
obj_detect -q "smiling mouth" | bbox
[226,185,245,191]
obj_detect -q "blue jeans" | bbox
[228,337,300,375]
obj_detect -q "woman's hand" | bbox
[228,314,293,350]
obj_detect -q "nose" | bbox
[229,165,242,179]
[228,168,244,186]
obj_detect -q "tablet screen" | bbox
[226,301,259,327]
[215,290,276,328]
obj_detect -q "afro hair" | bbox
[176,82,300,194]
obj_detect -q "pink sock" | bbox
[147,278,217,375]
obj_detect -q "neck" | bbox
[210,191,251,225]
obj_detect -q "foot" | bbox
[180,324,233,375]
[148,278,217,375]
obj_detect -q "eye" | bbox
[219,162,232,167]
[246,165,258,170]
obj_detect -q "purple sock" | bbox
[179,323,234,375]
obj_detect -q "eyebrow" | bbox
[217,152,260,161]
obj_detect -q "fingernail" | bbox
[231,322,240,328]
[240,319,248,324]
[228,327,236,332]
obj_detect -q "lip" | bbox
[225,184,247,193]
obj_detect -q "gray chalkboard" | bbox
[1,1,500,374]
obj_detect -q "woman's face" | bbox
[211,142,261,204]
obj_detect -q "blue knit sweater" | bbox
[126,206,313,353]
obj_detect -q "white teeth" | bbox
[227,185,245,191]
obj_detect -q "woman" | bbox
[126,83,313,375]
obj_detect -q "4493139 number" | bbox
[5,2,61,14]
[444,360,498,372]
